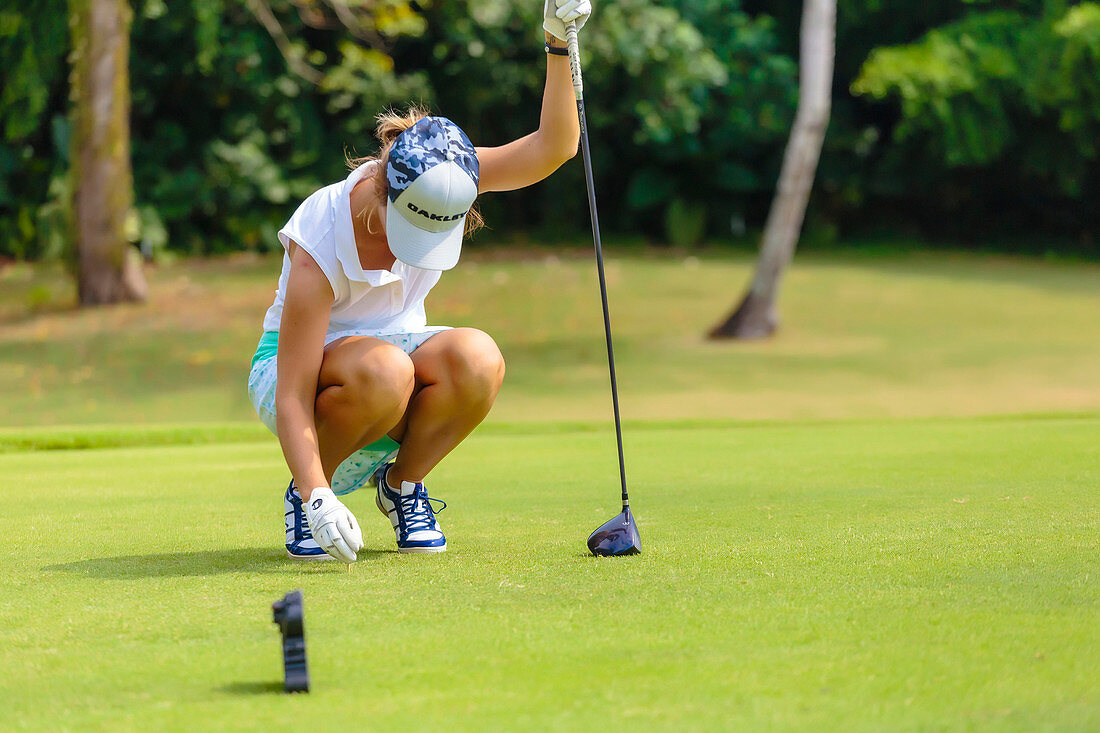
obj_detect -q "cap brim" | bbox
[385,201,464,271]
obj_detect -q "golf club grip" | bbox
[565,21,630,509]
[565,22,582,100]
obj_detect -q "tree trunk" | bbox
[69,0,146,305]
[710,0,835,339]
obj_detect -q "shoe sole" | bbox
[286,549,335,561]
[398,544,447,554]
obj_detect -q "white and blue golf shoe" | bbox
[373,463,447,553]
[284,481,334,560]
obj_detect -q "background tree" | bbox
[711,0,835,339]
[68,0,146,304]
[2,0,1098,264]
[851,1,1100,242]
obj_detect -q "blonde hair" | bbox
[347,105,484,236]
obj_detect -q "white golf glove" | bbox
[303,487,363,563]
[544,0,592,42]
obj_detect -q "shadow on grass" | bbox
[44,547,390,578]
[217,681,287,696]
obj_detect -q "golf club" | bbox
[565,21,641,557]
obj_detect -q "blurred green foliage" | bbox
[402,0,796,240]
[852,1,1100,241]
[0,0,1097,260]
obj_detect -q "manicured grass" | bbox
[2,415,1097,730]
[2,248,1099,427]
[3,247,1096,728]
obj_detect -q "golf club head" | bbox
[587,507,641,557]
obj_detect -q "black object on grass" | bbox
[272,590,310,693]
[587,507,642,557]
[565,21,642,558]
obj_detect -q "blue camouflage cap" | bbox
[385,117,479,271]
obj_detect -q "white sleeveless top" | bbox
[261,161,443,337]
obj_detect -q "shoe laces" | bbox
[291,488,315,540]
[398,484,447,533]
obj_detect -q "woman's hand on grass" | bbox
[303,487,363,563]
[544,0,592,42]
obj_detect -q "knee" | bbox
[443,330,505,403]
[341,345,415,413]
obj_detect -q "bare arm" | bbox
[275,243,334,501]
[475,31,580,193]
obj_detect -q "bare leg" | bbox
[385,328,506,487]
[313,336,415,481]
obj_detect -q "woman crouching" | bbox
[246,0,591,560]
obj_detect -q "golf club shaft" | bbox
[565,22,629,510]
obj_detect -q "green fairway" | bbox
[2,415,1097,731]
[2,248,1099,426]
[3,248,1097,728]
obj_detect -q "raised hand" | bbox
[544,0,592,42]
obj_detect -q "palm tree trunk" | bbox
[69,0,147,305]
[710,0,835,339]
